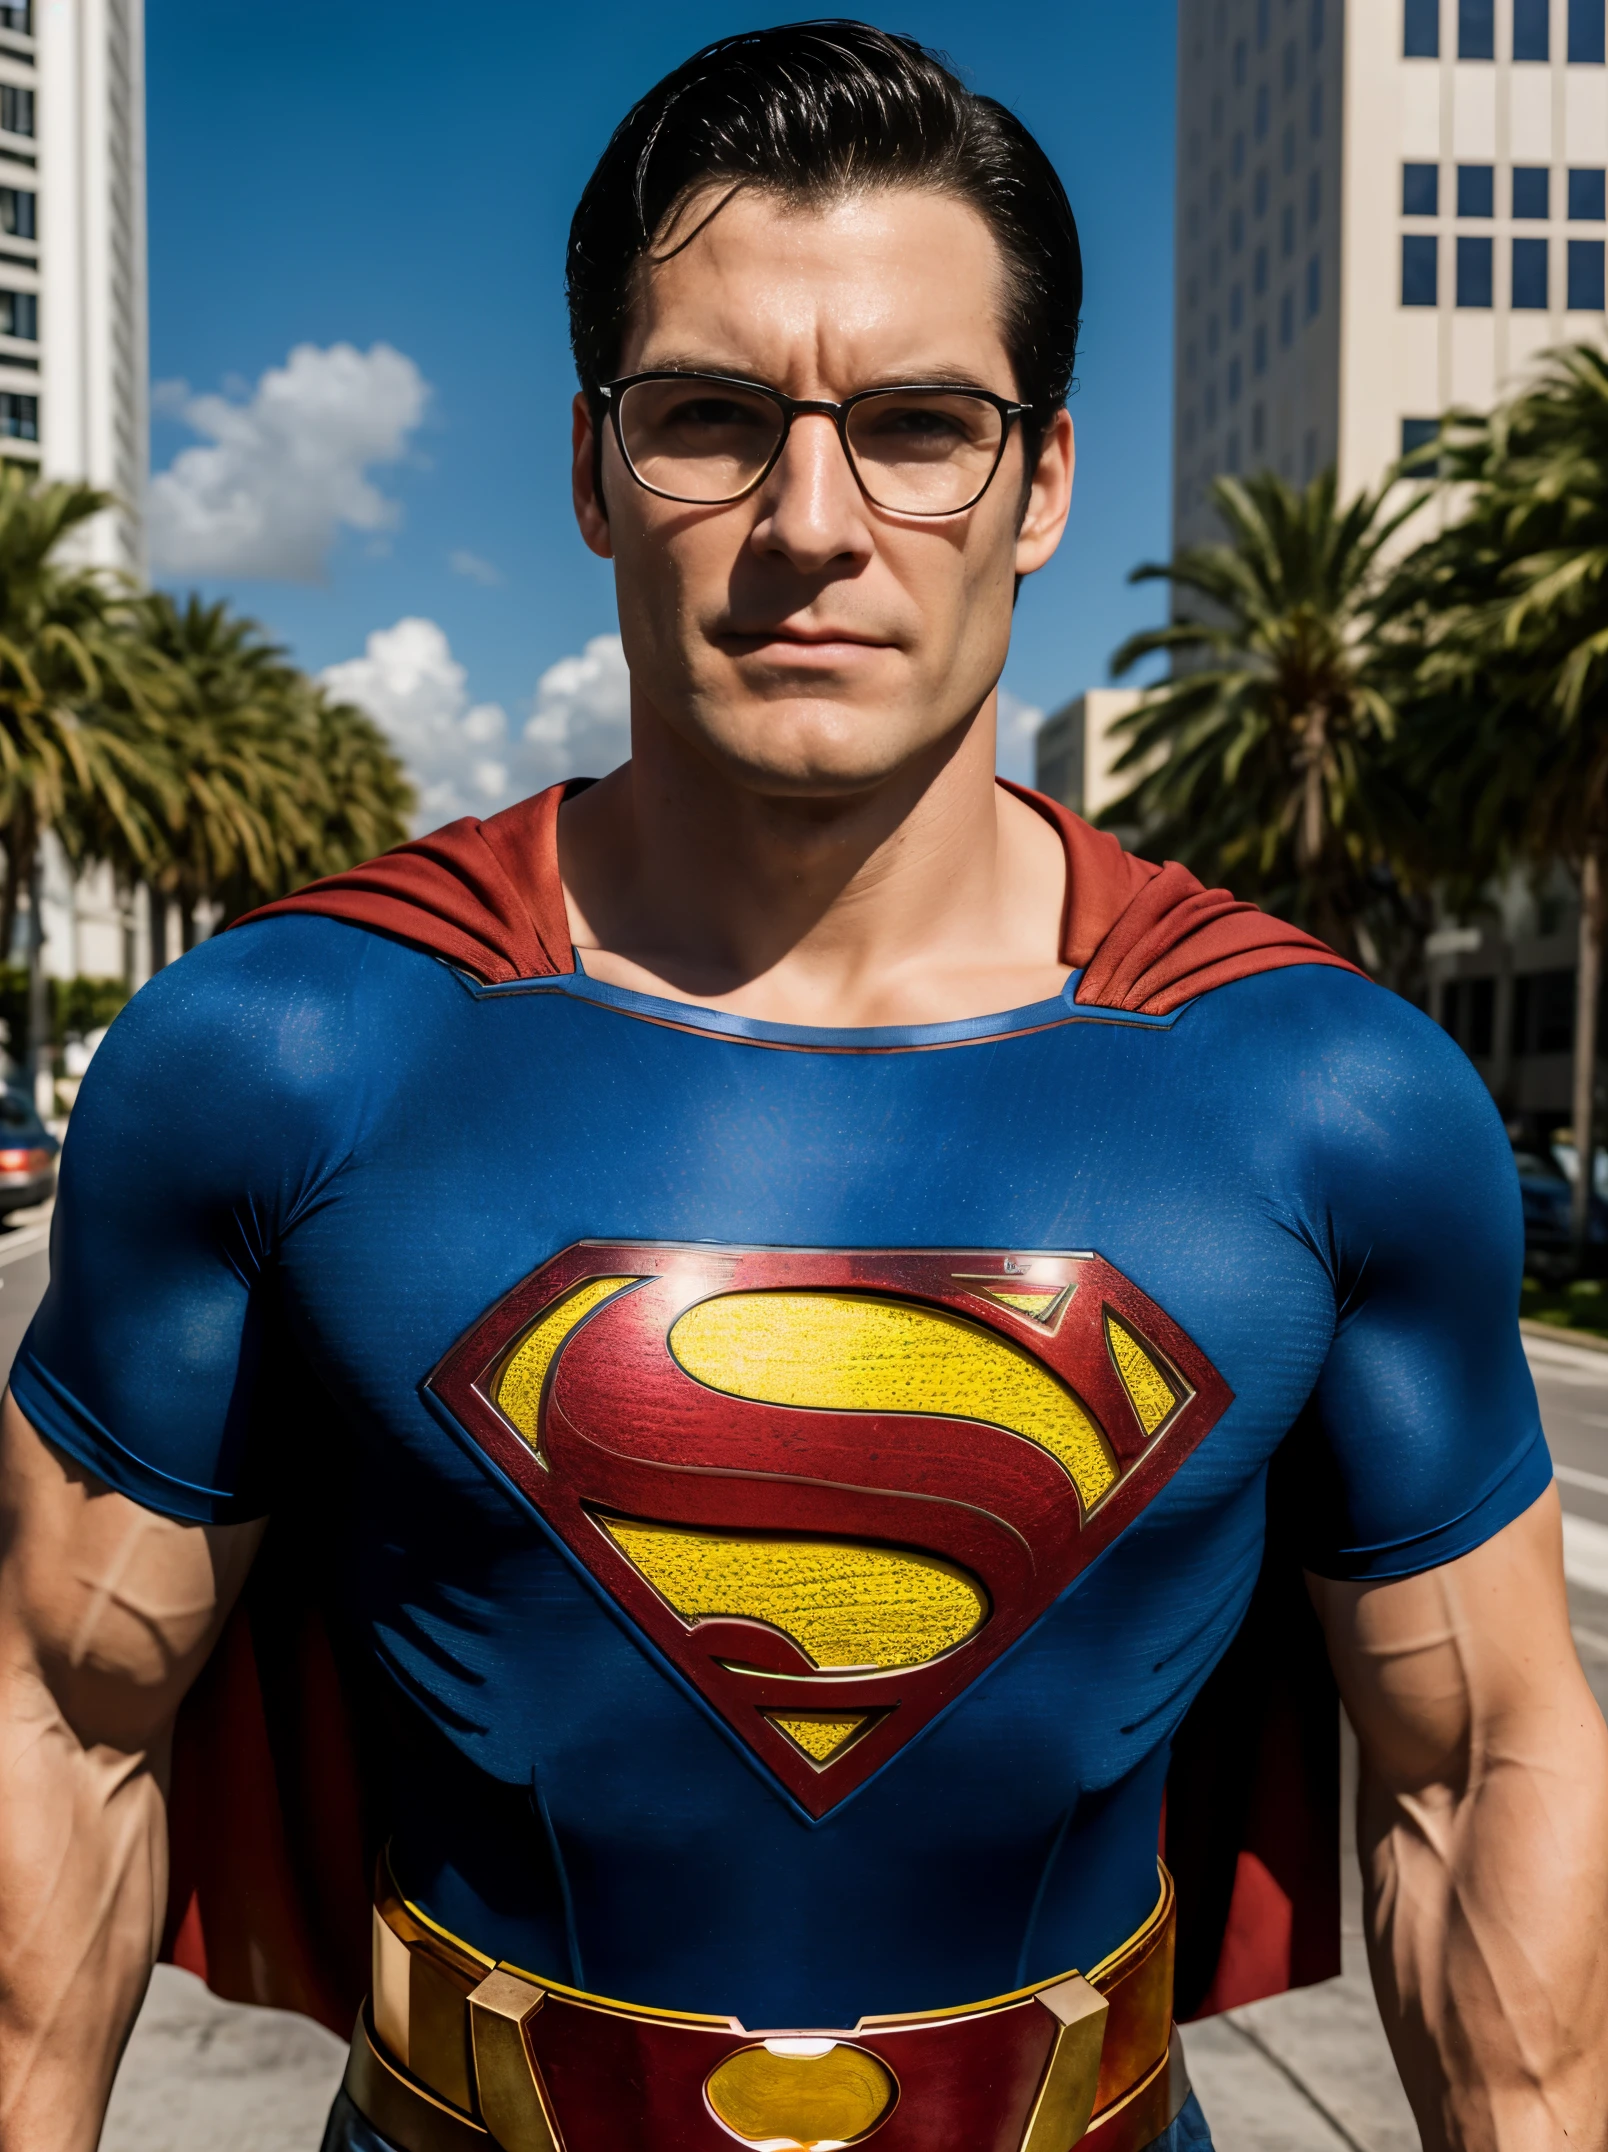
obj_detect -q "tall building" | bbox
[1173,0,1608,546]
[0,2,150,1013]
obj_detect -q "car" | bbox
[0,1087,57,1221]
[1513,1144,1608,1275]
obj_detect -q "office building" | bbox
[1173,0,1608,546]
[0,1,150,1014]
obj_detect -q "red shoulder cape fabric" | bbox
[174,783,1362,2036]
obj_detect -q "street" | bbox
[0,1241,1596,2152]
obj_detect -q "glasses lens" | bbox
[845,391,1007,514]
[616,378,784,503]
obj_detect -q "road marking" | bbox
[1556,1462,1608,1499]
[1562,1512,1608,1596]
[0,1224,49,1267]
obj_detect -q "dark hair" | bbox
[566,21,1082,436]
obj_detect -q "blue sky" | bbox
[145,0,1175,804]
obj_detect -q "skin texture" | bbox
[0,1396,260,2151]
[0,180,1603,2152]
[1311,1487,1608,2152]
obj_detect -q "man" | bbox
[0,22,1603,2152]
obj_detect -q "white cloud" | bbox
[147,343,430,581]
[449,548,504,587]
[322,620,630,831]
[520,635,632,793]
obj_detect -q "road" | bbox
[0,1239,1597,2152]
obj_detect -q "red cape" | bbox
[170,783,1362,2035]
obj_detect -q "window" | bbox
[1253,321,1269,372]
[1227,429,1242,473]
[1401,416,1441,463]
[1513,235,1550,305]
[1402,232,1439,303]
[1280,287,1296,342]
[1252,401,1266,453]
[1283,121,1296,174]
[1254,166,1270,215]
[1210,167,1223,211]
[1569,166,1607,217]
[1403,162,1439,214]
[1306,250,1322,315]
[1212,93,1224,138]
[1184,408,1198,449]
[1570,0,1606,60]
[1254,241,1270,291]
[1258,0,1272,45]
[1186,340,1199,379]
[1514,0,1550,57]
[1310,0,1325,46]
[0,390,36,439]
[1229,355,1243,403]
[0,289,36,339]
[1405,0,1439,53]
[1568,236,1606,304]
[1513,164,1550,217]
[0,188,34,240]
[1255,83,1271,138]
[1284,36,1299,87]
[1208,311,1221,355]
[0,5,31,30]
[1307,168,1322,223]
[1459,0,1495,56]
[1231,282,1246,329]
[1457,164,1495,216]
[1206,381,1218,426]
[1512,970,1575,1056]
[1457,233,1494,303]
[1282,201,1296,254]
[1231,205,1245,251]
[0,86,32,137]
[1210,242,1222,284]
[1441,977,1496,1058]
[1234,35,1248,83]
[1309,81,1323,135]
[1233,130,1246,177]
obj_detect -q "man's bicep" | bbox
[1306,1486,1586,1789]
[0,1393,264,1752]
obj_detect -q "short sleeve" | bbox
[10,919,370,1524]
[1283,977,1551,1580]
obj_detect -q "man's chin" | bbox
[683,707,957,802]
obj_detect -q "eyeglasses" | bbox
[598,371,1034,518]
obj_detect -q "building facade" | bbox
[0,1,150,1007]
[1174,0,1608,547]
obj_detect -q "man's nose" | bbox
[749,412,872,572]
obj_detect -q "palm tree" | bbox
[1390,345,1608,1253]
[1102,469,1427,973]
[0,471,170,1090]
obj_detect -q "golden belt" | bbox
[342,1862,1187,2152]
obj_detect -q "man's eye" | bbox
[868,406,969,441]
[670,398,770,430]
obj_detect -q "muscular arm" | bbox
[0,1395,262,2152]
[1309,1486,1608,2152]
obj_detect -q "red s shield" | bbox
[429,1244,1232,1819]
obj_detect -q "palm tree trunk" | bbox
[1300,707,1325,869]
[1571,848,1604,1262]
[0,828,22,975]
[25,854,48,1118]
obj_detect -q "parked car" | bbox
[0,1087,57,1220]
[1513,1144,1608,1274]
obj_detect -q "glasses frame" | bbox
[597,370,1035,518]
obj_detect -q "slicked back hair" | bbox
[566,21,1082,451]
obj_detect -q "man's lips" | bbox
[717,625,894,653]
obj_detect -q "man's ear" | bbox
[1014,407,1074,580]
[572,393,614,560]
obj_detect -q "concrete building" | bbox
[0,1,150,1008]
[1033,691,1146,826]
[1173,0,1608,547]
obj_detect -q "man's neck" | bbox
[557,697,1070,1029]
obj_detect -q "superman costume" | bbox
[11,783,1548,2152]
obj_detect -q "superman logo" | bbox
[429,1244,1232,1819]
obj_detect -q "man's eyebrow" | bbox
[622,356,1006,393]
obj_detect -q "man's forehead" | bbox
[618,185,1017,394]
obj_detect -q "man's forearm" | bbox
[0,1659,167,2151]
[1359,1696,1608,2152]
